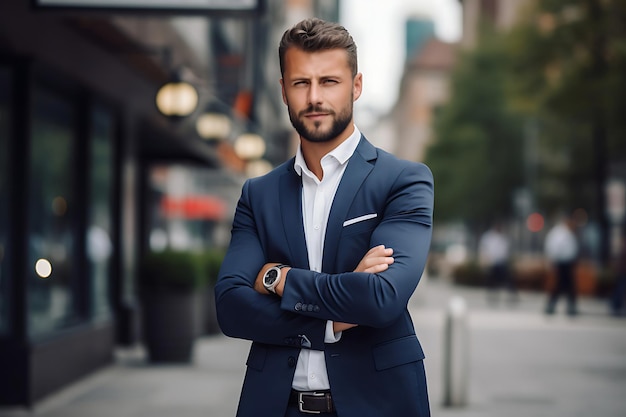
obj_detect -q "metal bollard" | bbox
[442,296,469,407]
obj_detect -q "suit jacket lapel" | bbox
[279,162,310,269]
[322,137,377,272]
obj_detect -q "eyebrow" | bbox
[287,73,343,82]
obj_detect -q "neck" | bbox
[300,124,355,180]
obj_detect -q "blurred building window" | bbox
[87,106,115,319]
[0,67,10,336]
[147,165,228,252]
[27,87,78,337]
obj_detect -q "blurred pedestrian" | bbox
[610,226,626,316]
[215,18,433,417]
[478,221,517,304]
[544,212,579,316]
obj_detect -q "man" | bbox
[478,221,516,304]
[215,18,433,417]
[544,212,579,315]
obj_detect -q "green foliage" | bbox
[427,0,626,235]
[506,0,626,217]
[508,0,626,121]
[140,250,210,292]
[199,248,226,286]
[426,30,524,228]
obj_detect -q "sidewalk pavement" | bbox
[2,277,625,417]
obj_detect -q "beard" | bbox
[287,101,353,143]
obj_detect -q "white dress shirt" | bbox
[478,230,509,266]
[545,223,578,262]
[291,125,361,391]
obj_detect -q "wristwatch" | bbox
[263,264,288,294]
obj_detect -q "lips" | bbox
[306,113,329,119]
[300,106,332,119]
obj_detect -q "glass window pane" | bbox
[147,165,228,252]
[0,67,11,336]
[28,88,78,336]
[87,106,114,319]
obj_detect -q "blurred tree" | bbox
[507,0,626,264]
[426,27,524,232]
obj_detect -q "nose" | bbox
[307,83,322,106]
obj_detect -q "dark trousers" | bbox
[546,261,577,315]
[486,263,517,302]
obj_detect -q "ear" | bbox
[280,78,287,105]
[353,72,363,102]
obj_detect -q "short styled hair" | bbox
[279,18,358,77]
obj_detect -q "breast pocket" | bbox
[342,213,379,237]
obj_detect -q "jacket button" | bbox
[294,302,302,311]
[306,304,314,312]
[288,356,296,367]
[313,305,320,313]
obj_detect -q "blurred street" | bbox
[2,0,625,413]
[1,277,624,417]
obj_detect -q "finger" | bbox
[365,244,385,256]
[363,263,390,273]
[370,246,393,257]
[361,256,391,270]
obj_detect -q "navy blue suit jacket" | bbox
[215,136,434,417]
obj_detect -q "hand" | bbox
[333,245,394,332]
[353,245,394,273]
[333,321,358,332]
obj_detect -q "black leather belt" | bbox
[289,389,335,414]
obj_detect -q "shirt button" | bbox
[314,225,320,230]
[310,373,316,379]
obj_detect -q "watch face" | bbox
[264,268,279,285]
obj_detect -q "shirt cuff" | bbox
[324,321,342,343]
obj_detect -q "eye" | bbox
[322,79,338,85]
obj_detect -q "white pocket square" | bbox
[343,213,377,227]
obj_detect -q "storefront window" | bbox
[87,106,114,319]
[27,87,78,336]
[147,165,229,252]
[0,68,10,335]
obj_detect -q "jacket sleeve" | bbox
[281,162,434,328]
[214,179,327,350]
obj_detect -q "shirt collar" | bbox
[294,125,361,177]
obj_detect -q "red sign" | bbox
[160,195,227,220]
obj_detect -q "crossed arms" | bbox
[215,161,434,349]
[253,245,395,332]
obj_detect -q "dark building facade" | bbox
[0,0,340,407]
[0,0,277,407]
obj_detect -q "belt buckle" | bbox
[298,391,324,414]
